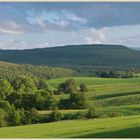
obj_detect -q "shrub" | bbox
[19,108,40,125]
[0,109,7,127]
[59,92,88,109]
[21,94,37,110]
[74,111,87,119]
[57,79,77,94]
[79,83,88,92]
[58,98,70,109]
[0,79,13,100]
[18,108,26,125]
[86,106,98,118]
[49,109,64,122]
[30,108,40,124]
[22,110,32,124]
[0,100,11,112]
[63,113,76,120]
[7,106,21,126]
[11,76,36,94]
[69,92,88,109]
[37,79,48,90]
[108,112,123,117]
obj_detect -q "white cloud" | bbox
[0,21,24,35]
[26,10,86,30]
[37,42,50,48]
[0,40,52,50]
[84,37,101,44]
[84,27,108,44]
[0,28,23,35]
[116,34,140,47]
[0,40,28,50]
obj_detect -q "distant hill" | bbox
[131,47,140,51]
[0,44,140,73]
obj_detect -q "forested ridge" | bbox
[0,45,140,73]
[0,61,77,80]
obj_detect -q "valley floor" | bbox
[0,115,139,138]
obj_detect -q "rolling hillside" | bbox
[0,45,140,138]
[0,61,76,80]
[0,44,140,72]
[48,77,140,116]
[0,76,139,137]
[0,114,139,138]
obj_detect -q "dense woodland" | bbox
[0,45,140,71]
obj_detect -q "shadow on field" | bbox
[74,126,140,138]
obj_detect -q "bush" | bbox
[7,92,22,109]
[57,79,77,94]
[108,112,123,117]
[0,79,13,100]
[0,100,11,112]
[49,109,64,122]
[7,106,21,126]
[63,113,76,120]
[30,108,40,124]
[69,92,88,109]
[63,110,98,120]
[59,92,88,109]
[11,76,36,94]
[21,94,37,110]
[37,79,48,90]
[86,106,98,118]
[53,90,59,95]
[19,108,40,125]
[63,111,86,120]
[22,110,32,124]
[58,98,70,109]
[75,111,87,119]
[79,83,88,92]
[0,109,7,127]
[35,91,57,110]
[37,114,50,123]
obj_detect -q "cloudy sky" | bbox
[0,2,140,50]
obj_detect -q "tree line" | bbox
[96,70,134,78]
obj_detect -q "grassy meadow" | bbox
[0,76,140,138]
[0,115,139,138]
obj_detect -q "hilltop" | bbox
[0,44,140,73]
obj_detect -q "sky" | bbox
[0,2,140,50]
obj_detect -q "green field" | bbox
[48,77,140,86]
[0,115,139,138]
[49,77,140,107]
[0,76,140,138]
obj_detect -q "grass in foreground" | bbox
[0,115,139,138]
